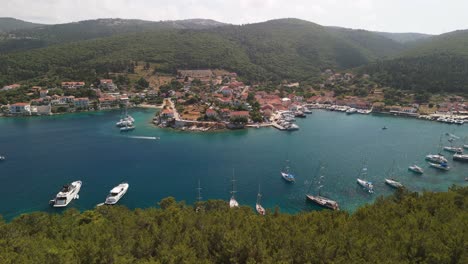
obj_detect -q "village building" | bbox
[61,82,85,89]
[100,79,117,90]
[161,109,175,118]
[206,109,217,118]
[9,103,31,115]
[1,84,21,91]
[74,98,90,109]
[39,89,48,98]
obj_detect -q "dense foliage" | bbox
[0,186,466,263]
[0,19,409,87]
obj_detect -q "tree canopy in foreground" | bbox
[0,186,466,263]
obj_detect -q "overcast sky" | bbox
[2,0,467,34]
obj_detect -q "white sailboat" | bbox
[195,179,203,212]
[408,165,424,174]
[49,181,82,207]
[255,185,266,215]
[385,161,404,189]
[281,160,296,182]
[229,169,239,208]
[356,161,374,193]
[426,135,448,163]
[429,162,450,171]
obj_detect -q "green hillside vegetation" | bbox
[0,18,226,53]
[0,186,466,263]
[0,18,408,86]
[362,30,468,94]
[374,31,432,44]
[0,17,43,32]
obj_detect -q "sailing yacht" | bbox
[356,162,374,193]
[384,161,404,189]
[116,104,135,127]
[105,183,129,205]
[49,181,82,207]
[429,162,450,171]
[255,186,266,215]
[385,178,403,188]
[453,152,468,162]
[408,165,424,174]
[306,165,339,210]
[120,124,135,132]
[426,135,448,163]
[443,146,463,153]
[281,160,296,182]
[229,170,239,208]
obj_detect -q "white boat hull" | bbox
[385,179,403,188]
[306,194,339,210]
[105,183,129,205]
[51,181,82,207]
[357,178,374,193]
[256,203,266,215]
[429,163,450,171]
[229,197,239,208]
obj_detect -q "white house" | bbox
[9,103,31,115]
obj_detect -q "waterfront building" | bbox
[9,103,31,115]
[74,98,90,109]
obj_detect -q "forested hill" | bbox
[361,30,468,93]
[0,17,43,32]
[0,18,408,86]
[0,18,227,53]
[0,187,466,263]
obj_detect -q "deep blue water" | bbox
[0,109,467,220]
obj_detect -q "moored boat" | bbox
[429,162,450,171]
[120,125,135,132]
[0,155,5,161]
[104,183,129,205]
[346,108,357,114]
[306,164,340,210]
[425,154,448,164]
[443,146,463,153]
[255,188,266,215]
[453,153,468,162]
[357,178,374,193]
[49,181,82,207]
[408,165,424,174]
[385,178,403,188]
[281,161,296,182]
[302,107,312,114]
[229,169,239,208]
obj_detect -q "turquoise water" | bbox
[0,109,467,220]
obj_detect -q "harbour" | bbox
[0,108,467,220]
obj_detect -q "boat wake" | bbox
[127,136,160,140]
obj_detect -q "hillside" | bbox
[375,31,432,44]
[0,187,466,263]
[361,30,468,93]
[0,18,226,53]
[0,17,43,32]
[0,18,408,86]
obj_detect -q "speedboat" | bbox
[49,181,82,207]
[357,178,374,193]
[425,154,448,164]
[120,125,135,132]
[104,183,129,205]
[408,165,424,174]
[229,196,239,208]
[429,162,450,171]
[385,178,403,188]
[443,146,463,153]
[306,194,339,210]
[0,155,5,161]
[453,153,468,162]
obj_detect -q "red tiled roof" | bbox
[11,102,29,106]
[230,111,249,117]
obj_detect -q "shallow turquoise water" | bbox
[0,109,467,220]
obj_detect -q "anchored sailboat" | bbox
[356,160,374,194]
[384,161,404,189]
[195,179,203,212]
[256,185,266,215]
[229,169,239,208]
[306,164,339,210]
[280,160,296,182]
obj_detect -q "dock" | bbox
[272,122,285,130]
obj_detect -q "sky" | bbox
[1,0,467,34]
